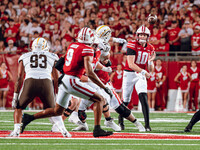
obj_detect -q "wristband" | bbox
[13,93,18,99]
[141,69,147,76]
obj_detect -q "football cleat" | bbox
[21,113,34,133]
[134,121,146,132]
[68,113,80,125]
[8,130,20,137]
[59,127,72,138]
[184,123,192,132]
[93,128,113,137]
[51,124,60,132]
[104,118,121,132]
[72,122,89,131]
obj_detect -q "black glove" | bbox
[104,87,113,98]
[55,57,65,74]
[105,60,112,67]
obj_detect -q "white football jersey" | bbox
[18,51,59,80]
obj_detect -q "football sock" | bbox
[50,116,66,130]
[138,93,150,127]
[94,125,101,130]
[189,110,200,127]
[132,119,137,123]
[14,123,21,131]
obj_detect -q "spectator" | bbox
[178,21,194,53]
[168,20,181,54]
[19,19,29,45]
[158,37,170,56]
[4,40,17,54]
[29,19,42,41]
[0,41,5,53]
[4,19,18,43]
[29,31,40,49]
[158,21,168,38]
[0,62,13,110]
[191,25,200,55]
[174,65,191,112]
[40,23,52,40]
[149,26,161,51]
[51,39,62,54]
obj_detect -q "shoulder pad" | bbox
[45,52,59,61]
[18,52,33,63]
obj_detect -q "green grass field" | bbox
[1,111,200,150]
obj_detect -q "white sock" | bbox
[49,116,66,130]
[71,111,78,116]
[14,123,21,131]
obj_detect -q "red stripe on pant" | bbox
[69,79,92,98]
[73,79,95,95]
[112,89,122,105]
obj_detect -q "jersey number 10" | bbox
[136,51,149,64]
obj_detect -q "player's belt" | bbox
[124,69,135,72]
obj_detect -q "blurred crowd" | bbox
[0,0,200,55]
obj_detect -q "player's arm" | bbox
[12,61,25,108]
[52,64,59,94]
[174,73,181,83]
[127,48,150,78]
[95,62,112,72]
[84,56,106,89]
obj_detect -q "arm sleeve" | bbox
[127,48,136,55]
[55,57,65,73]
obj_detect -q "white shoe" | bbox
[59,127,72,137]
[51,124,60,132]
[72,122,89,131]
[68,113,80,125]
[134,121,146,132]
[104,119,121,132]
[8,130,20,137]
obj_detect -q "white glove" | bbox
[102,66,112,72]
[12,93,19,109]
[113,37,127,44]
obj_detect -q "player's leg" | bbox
[9,79,35,137]
[68,97,81,124]
[135,76,151,131]
[184,110,200,132]
[119,71,135,130]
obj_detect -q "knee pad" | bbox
[115,104,131,118]
[78,110,87,121]
[63,108,73,117]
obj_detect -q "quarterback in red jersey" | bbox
[155,59,167,110]
[21,27,113,138]
[174,65,191,112]
[120,25,156,131]
[188,61,200,111]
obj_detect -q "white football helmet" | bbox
[136,25,151,44]
[77,27,95,45]
[32,37,48,51]
[96,25,111,43]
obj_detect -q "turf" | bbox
[0,111,200,150]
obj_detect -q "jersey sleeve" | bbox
[82,48,94,56]
[18,52,31,63]
[126,41,136,55]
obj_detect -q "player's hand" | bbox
[145,72,150,79]
[149,51,156,62]
[104,87,113,98]
[12,93,18,109]
[113,38,127,44]
[141,70,150,79]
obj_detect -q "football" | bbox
[147,14,157,24]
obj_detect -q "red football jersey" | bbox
[125,40,155,71]
[63,42,94,78]
[167,27,181,45]
[147,72,157,90]
[95,69,110,84]
[179,72,190,90]
[0,70,9,88]
[191,33,200,51]
[155,66,166,80]
[112,70,123,90]
[149,33,161,51]
[188,67,200,82]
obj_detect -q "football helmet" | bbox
[32,37,48,51]
[136,25,151,44]
[77,27,95,45]
[96,25,111,43]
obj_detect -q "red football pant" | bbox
[189,82,199,110]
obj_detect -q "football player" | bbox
[71,25,145,132]
[119,25,156,131]
[20,27,113,138]
[9,38,71,137]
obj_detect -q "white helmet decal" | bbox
[32,37,48,51]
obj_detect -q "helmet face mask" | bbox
[96,25,111,43]
[136,25,151,44]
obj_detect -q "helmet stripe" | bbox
[97,25,106,33]
[82,28,86,41]
[99,28,110,38]
[83,28,88,41]
[36,37,41,45]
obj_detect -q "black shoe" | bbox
[145,125,152,131]
[118,115,125,130]
[93,128,113,137]
[21,113,34,133]
[184,124,192,132]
